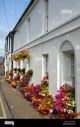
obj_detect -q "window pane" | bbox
[71,54,74,64]
[71,65,74,76]
[43,54,48,76]
[72,77,75,87]
[45,0,48,31]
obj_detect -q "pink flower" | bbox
[24,92,27,97]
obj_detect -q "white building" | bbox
[5,32,13,75]
[5,0,80,112]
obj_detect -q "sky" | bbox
[0,0,31,57]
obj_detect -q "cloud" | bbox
[0,39,5,56]
[0,26,7,56]
[0,49,5,56]
[0,26,8,39]
[0,39,5,49]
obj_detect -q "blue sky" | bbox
[0,0,30,57]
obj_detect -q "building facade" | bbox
[5,32,13,75]
[5,0,80,112]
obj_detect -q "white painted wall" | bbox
[13,0,45,51]
[48,0,80,31]
[30,0,45,41]
[13,0,80,52]
[12,0,80,112]
[14,19,27,51]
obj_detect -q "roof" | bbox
[13,0,35,34]
[6,31,13,39]
[6,0,36,39]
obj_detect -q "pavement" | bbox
[0,78,49,119]
[0,88,12,119]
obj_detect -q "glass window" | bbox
[27,17,30,42]
[45,0,48,32]
[71,53,74,76]
[26,59,30,71]
[9,37,10,50]
[43,54,48,77]
[71,53,75,87]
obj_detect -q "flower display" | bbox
[6,70,9,78]
[17,68,21,73]
[5,65,79,118]
[4,75,9,81]
[40,86,49,96]
[41,75,48,87]
[32,95,44,111]
[12,54,20,61]
[38,95,54,115]
[11,74,20,88]
[50,83,76,119]
[4,70,10,81]
[19,50,31,60]
[21,68,25,75]
[8,79,13,84]
[13,68,17,73]
[16,81,21,91]
[20,69,33,87]
[13,73,20,81]
[9,69,13,77]
[22,83,54,115]
[12,81,17,88]
[12,50,31,61]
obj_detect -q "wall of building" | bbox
[13,0,45,51]
[13,0,80,52]
[13,19,28,51]
[5,53,12,70]
[12,20,80,112]
[48,0,80,31]
[11,0,80,112]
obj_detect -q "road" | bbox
[0,76,13,119]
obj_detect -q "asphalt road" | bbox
[0,76,13,119]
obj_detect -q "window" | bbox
[26,59,30,71]
[42,54,48,77]
[9,37,10,51]
[45,0,48,32]
[12,35,14,52]
[17,61,20,68]
[5,41,7,52]
[27,17,30,42]
[71,53,75,87]
[12,61,13,69]
[7,38,8,52]
[8,37,9,51]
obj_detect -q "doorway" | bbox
[60,41,75,87]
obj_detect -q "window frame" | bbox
[43,54,48,77]
[71,53,75,87]
[45,0,48,32]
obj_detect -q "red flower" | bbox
[60,114,65,119]
[40,110,48,115]
[65,88,69,92]
[43,77,46,80]
[71,87,75,92]
[56,101,59,104]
